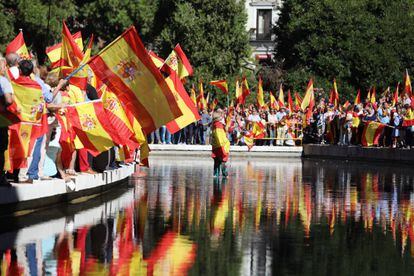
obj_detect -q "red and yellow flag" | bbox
[241,76,250,103]
[147,50,200,134]
[7,122,42,170]
[287,90,294,112]
[101,86,139,149]
[164,68,201,134]
[69,34,95,90]
[278,84,285,107]
[329,79,339,107]
[196,81,207,111]
[257,77,265,108]
[235,79,243,105]
[148,51,164,69]
[10,75,46,126]
[211,121,230,161]
[301,79,314,111]
[361,121,386,147]
[269,91,278,110]
[392,83,399,106]
[294,91,302,107]
[354,89,361,105]
[252,121,266,139]
[190,85,197,105]
[403,108,414,126]
[6,31,31,59]
[370,87,376,104]
[210,80,228,94]
[405,69,412,97]
[210,98,219,111]
[46,31,83,69]
[67,100,121,155]
[88,26,182,133]
[164,44,193,80]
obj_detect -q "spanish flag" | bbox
[6,31,31,60]
[68,35,95,90]
[67,100,121,156]
[329,79,339,107]
[361,121,386,147]
[252,121,266,139]
[257,77,265,108]
[88,26,182,133]
[405,69,412,97]
[7,122,42,170]
[278,84,285,107]
[148,51,164,69]
[241,76,250,103]
[190,85,197,105]
[46,28,83,70]
[209,98,218,111]
[101,86,139,149]
[287,90,294,112]
[354,89,361,105]
[403,108,414,126]
[294,91,302,106]
[164,69,200,134]
[235,79,243,105]
[196,81,207,111]
[211,121,230,162]
[164,44,193,80]
[10,74,46,124]
[370,87,376,104]
[210,79,228,94]
[123,108,149,166]
[269,91,278,110]
[392,83,399,107]
[243,132,255,150]
[301,79,314,111]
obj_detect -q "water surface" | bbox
[1,157,414,275]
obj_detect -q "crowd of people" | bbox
[0,52,126,187]
[149,88,414,149]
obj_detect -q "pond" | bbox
[1,156,414,275]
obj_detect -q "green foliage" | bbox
[153,0,250,84]
[2,0,77,62]
[275,0,414,101]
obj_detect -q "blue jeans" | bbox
[27,136,44,180]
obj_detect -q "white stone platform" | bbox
[149,144,303,158]
[0,164,136,206]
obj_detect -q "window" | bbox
[256,9,272,41]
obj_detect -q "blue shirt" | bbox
[0,76,13,96]
[34,76,53,103]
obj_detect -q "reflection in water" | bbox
[2,157,414,275]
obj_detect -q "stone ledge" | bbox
[303,144,414,163]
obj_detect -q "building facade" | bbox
[245,0,281,63]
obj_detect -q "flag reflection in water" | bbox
[2,158,414,275]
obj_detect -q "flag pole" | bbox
[64,62,88,81]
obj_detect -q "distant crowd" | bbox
[149,90,414,149]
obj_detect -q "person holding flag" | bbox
[211,109,230,178]
[0,54,15,186]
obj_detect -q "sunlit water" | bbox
[1,156,414,275]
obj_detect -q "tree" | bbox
[153,0,250,84]
[274,0,414,100]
